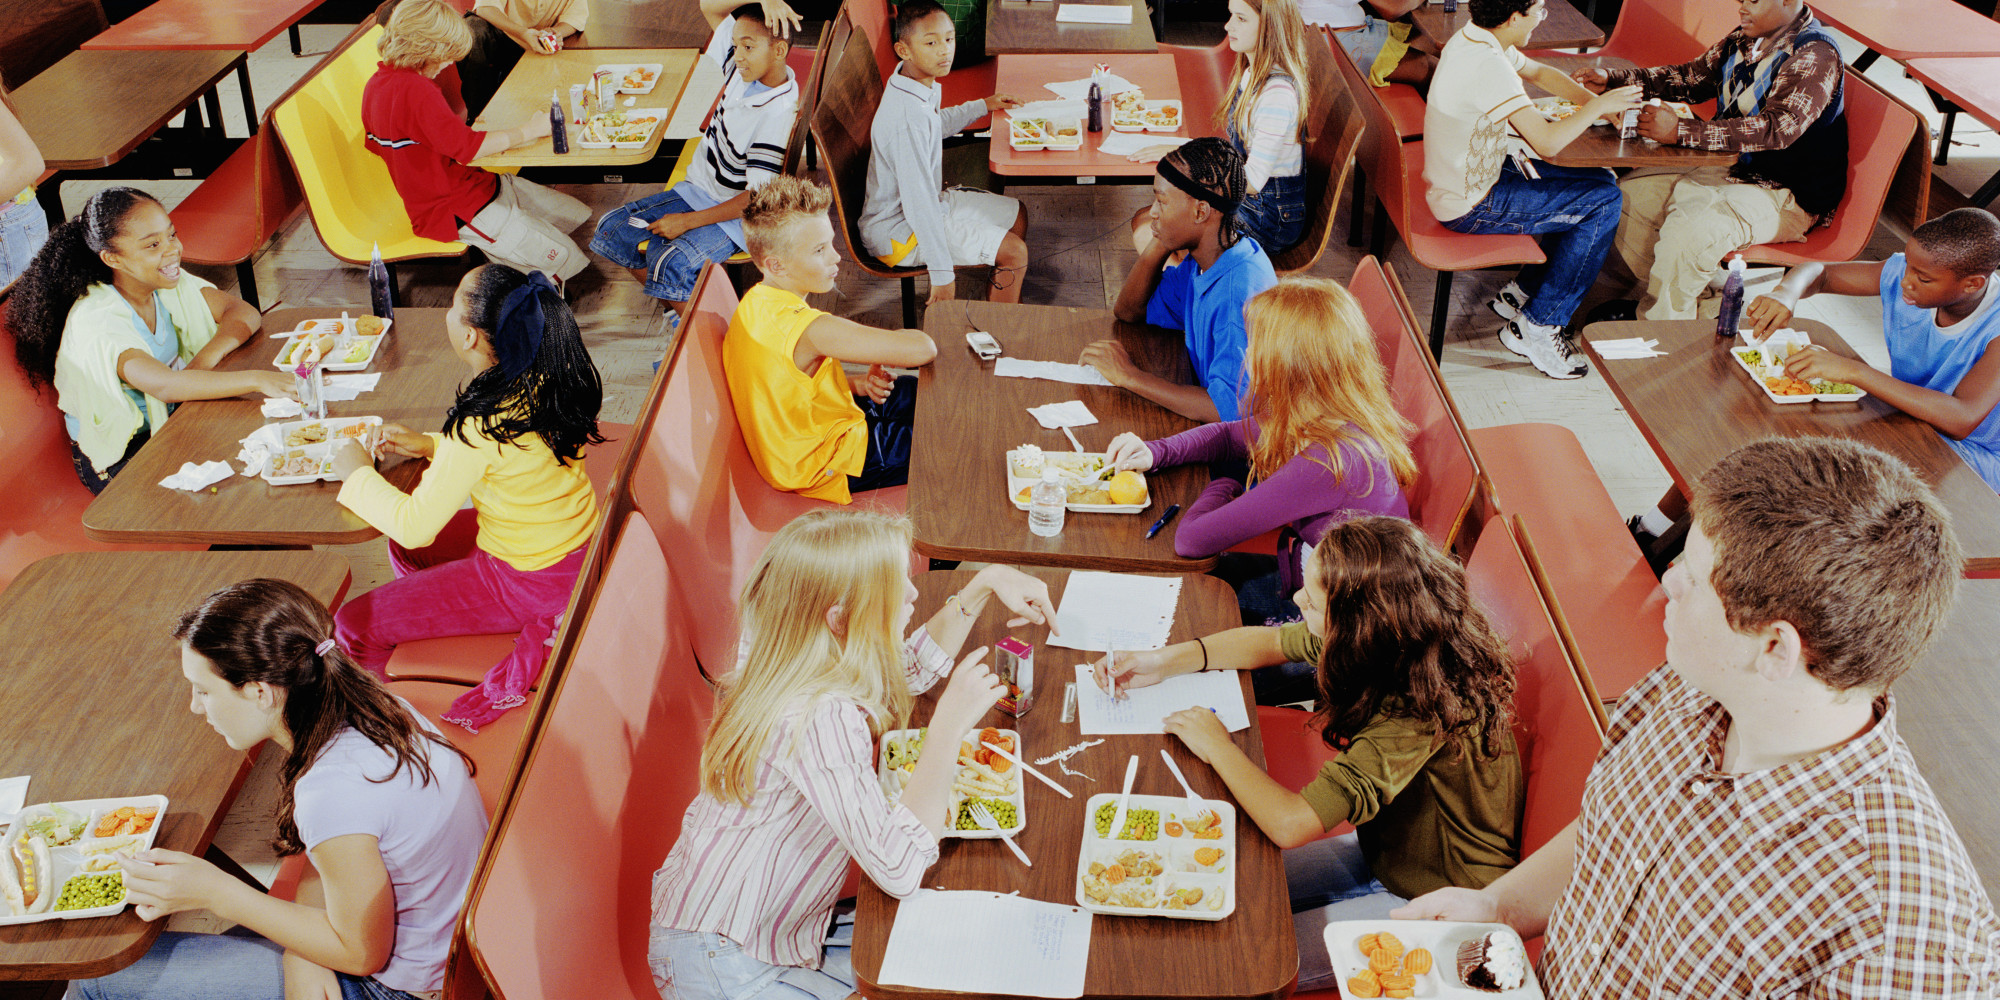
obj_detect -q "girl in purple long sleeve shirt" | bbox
[1109,277,1414,592]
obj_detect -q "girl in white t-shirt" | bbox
[73,578,489,1000]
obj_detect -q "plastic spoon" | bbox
[1107,754,1139,840]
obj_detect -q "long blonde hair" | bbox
[1244,278,1415,491]
[700,510,915,805]
[1222,0,1313,145]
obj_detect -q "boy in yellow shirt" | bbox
[723,177,937,502]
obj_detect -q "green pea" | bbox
[54,872,125,911]
[1093,802,1159,840]
[955,797,1019,831]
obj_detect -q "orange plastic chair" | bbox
[1321,28,1423,141]
[1332,41,1544,360]
[1736,70,1918,269]
[633,264,906,676]
[1522,0,1720,66]
[0,307,201,590]
[1467,423,1666,700]
[377,423,635,688]
[462,508,710,1000]
[270,25,468,267]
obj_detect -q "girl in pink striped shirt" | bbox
[647,509,1056,1000]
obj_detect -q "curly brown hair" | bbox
[1309,517,1517,760]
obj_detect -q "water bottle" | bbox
[549,89,569,154]
[1087,81,1103,133]
[367,242,394,322]
[1715,254,1747,338]
[1028,469,1067,537]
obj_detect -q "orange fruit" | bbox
[1403,947,1433,975]
[1108,470,1146,505]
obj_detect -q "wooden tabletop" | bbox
[569,0,717,49]
[469,48,698,168]
[83,308,466,547]
[911,301,1218,572]
[1526,56,1735,170]
[1805,0,2000,60]
[1898,577,2000,890]
[13,49,242,169]
[1904,56,2000,128]
[990,53,1211,178]
[852,569,1294,1000]
[81,0,327,51]
[0,549,350,981]
[986,0,1158,56]
[1580,319,2000,573]
[1412,0,1604,51]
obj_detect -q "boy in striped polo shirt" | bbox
[590,1,800,314]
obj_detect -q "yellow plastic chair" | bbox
[270,26,467,265]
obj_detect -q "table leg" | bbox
[203,86,226,141]
[204,842,270,891]
[236,61,260,137]
[1927,86,1961,167]
[1972,168,2000,208]
[291,24,303,56]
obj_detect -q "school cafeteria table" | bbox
[569,0,722,49]
[1412,0,1604,52]
[82,308,465,547]
[1805,0,2000,70]
[1579,319,2000,573]
[13,48,244,225]
[0,548,350,981]
[1525,56,1736,170]
[986,0,1158,56]
[1897,576,2000,889]
[910,301,1217,573]
[1903,57,2000,207]
[79,0,334,125]
[852,568,1294,1000]
[989,53,1210,181]
[469,48,699,169]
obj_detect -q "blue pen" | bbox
[1144,503,1182,540]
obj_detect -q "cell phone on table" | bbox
[966,331,1004,360]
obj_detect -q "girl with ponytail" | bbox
[328,263,605,732]
[74,578,485,1000]
[4,186,295,492]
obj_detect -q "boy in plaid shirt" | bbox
[1398,437,2000,997]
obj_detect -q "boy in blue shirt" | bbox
[1746,208,2000,490]
[1090,138,1277,423]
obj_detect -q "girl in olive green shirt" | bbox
[1093,515,1523,992]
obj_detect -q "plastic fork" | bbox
[967,802,1031,867]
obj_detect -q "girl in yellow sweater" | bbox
[329,264,603,731]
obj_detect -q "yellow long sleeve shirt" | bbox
[338,422,598,572]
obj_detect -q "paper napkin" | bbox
[160,460,238,491]
[1592,337,1666,359]
[262,397,304,419]
[1044,73,1139,101]
[1055,3,1134,23]
[1027,400,1098,429]
[1095,131,1189,157]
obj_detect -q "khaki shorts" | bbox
[458,174,591,281]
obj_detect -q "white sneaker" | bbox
[1500,317,1587,379]
[1488,281,1530,323]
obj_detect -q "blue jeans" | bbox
[1286,833,1410,991]
[71,930,423,1000]
[1236,171,1306,254]
[848,375,917,495]
[1441,159,1621,329]
[0,196,50,289]
[649,912,856,1000]
[590,188,743,302]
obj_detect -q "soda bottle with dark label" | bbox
[1715,255,1747,338]
[368,241,394,322]
[550,89,569,154]
[1087,81,1103,133]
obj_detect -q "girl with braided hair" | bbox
[5,186,295,492]
[1090,138,1275,424]
[328,263,605,732]
[74,578,485,1000]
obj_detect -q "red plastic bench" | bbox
[171,130,306,309]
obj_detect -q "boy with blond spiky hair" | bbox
[725,177,937,503]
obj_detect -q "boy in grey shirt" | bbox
[858,0,1030,304]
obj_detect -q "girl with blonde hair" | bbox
[1108,276,1413,594]
[646,509,1056,1000]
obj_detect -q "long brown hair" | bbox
[1244,278,1415,491]
[173,579,475,855]
[1308,518,1516,760]
[1220,0,1313,145]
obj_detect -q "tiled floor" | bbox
[54,12,1982,935]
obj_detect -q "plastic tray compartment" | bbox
[1323,919,1547,998]
[1112,99,1183,133]
[263,416,383,485]
[599,63,664,94]
[577,108,668,149]
[0,794,169,925]
[1005,450,1149,514]
[877,728,1028,840]
[1008,116,1085,151]
[1074,793,1236,921]
[272,315,393,373]
[1728,347,1868,405]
